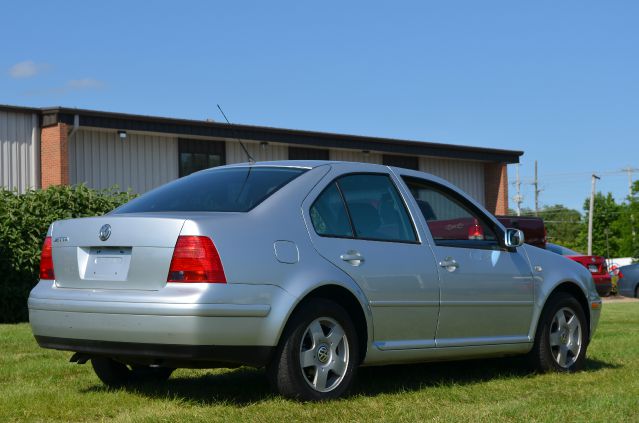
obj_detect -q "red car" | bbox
[496,216,546,249]
[546,243,612,297]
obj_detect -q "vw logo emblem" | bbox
[99,224,111,241]
[317,344,330,364]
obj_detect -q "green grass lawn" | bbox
[1,303,638,422]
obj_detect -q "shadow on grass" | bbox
[82,356,619,406]
[353,356,619,396]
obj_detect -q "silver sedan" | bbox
[29,161,601,400]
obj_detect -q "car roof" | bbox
[220,160,353,169]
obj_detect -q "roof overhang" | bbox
[2,104,523,163]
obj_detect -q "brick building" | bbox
[0,104,520,214]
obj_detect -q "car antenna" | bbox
[216,104,255,165]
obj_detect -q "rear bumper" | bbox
[592,274,612,297]
[34,336,274,367]
[28,280,296,365]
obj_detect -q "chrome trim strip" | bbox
[374,339,437,350]
[436,335,530,348]
[441,301,534,307]
[370,300,439,307]
[28,298,271,317]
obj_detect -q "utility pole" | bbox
[514,164,523,216]
[533,160,540,216]
[588,174,601,256]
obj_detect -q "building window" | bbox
[178,139,226,177]
[289,146,329,161]
[383,154,419,170]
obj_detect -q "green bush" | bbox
[0,185,136,323]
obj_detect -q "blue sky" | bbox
[2,1,638,212]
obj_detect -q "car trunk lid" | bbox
[50,215,185,290]
[567,255,608,275]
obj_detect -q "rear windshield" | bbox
[114,167,306,213]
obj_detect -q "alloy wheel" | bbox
[549,307,582,368]
[299,317,349,392]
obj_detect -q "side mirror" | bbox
[505,228,525,248]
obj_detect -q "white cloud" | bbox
[24,77,105,96]
[9,60,49,78]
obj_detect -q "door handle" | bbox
[439,257,459,272]
[340,250,365,266]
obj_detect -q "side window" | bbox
[310,183,353,238]
[338,174,417,242]
[402,176,498,247]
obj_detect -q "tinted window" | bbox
[403,176,498,247]
[115,167,305,213]
[383,155,419,170]
[289,147,329,160]
[178,139,225,177]
[310,183,353,237]
[338,174,416,242]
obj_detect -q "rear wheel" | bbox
[91,358,173,387]
[528,293,588,372]
[635,284,639,298]
[267,298,359,401]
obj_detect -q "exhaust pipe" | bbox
[69,352,90,364]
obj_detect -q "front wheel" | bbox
[528,292,588,372]
[267,298,359,401]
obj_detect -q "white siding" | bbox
[69,129,178,193]
[0,111,39,192]
[419,157,485,204]
[329,149,382,164]
[226,140,288,164]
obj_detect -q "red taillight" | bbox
[39,236,55,280]
[167,236,226,283]
[468,219,484,240]
[618,271,624,279]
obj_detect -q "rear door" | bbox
[303,164,440,350]
[51,215,185,290]
[398,174,535,347]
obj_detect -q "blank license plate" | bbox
[84,247,132,281]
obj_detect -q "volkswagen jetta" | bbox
[29,161,602,400]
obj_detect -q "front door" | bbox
[303,168,440,350]
[400,175,535,347]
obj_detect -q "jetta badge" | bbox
[98,224,111,241]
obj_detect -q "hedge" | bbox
[0,185,136,323]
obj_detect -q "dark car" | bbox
[496,216,546,249]
[617,263,639,298]
[546,243,612,297]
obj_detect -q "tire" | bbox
[528,292,588,373]
[91,357,173,387]
[634,284,639,298]
[267,298,359,401]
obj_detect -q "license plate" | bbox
[83,247,132,281]
[588,264,598,273]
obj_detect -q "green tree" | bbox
[538,205,583,250]
[614,180,639,258]
[576,192,621,257]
